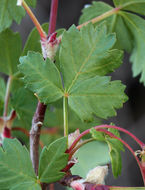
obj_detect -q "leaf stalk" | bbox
[77,7,121,30]
[63,96,69,137]
[22,0,46,40]
[3,76,13,117]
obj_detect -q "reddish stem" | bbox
[68,125,145,153]
[29,0,59,177]
[68,127,145,186]
[48,0,59,36]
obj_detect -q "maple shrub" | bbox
[0,0,145,189]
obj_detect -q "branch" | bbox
[29,0,59,177]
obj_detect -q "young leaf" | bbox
[60,23,123,90]
[19,51,64,104]
[68,76,127,121]
[0,29,22,75]
[105,128,125,178]
[0,138,39,189]
[90,128,105,141]
[38,137,68,183]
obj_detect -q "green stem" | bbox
[63,96,68,137]
[77,7,121,30]
[3,76,13,117]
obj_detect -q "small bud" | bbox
[41,32,60,61]
[17,0,23,6]
[85,165,108,185]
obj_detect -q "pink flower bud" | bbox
[41,32,60,60]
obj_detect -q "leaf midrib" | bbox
[66,36,99,93]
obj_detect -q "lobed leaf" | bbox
[0,138,39,189]
[38,137,68,183]
[60,23,123,90]
[19,51,64,104]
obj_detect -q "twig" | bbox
[29,0,59,177]
[30,102,46,175]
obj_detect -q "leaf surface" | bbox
[0,138,39,189]
[113,0,145,16]
[0,29,22,75]
[38,137,68,183]
[60,23,122,90]
[68,76,127,121]
[19,52,64,104]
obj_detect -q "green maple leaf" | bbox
[19,51,64,104]
[0,29,22,76]
[79,1,145,85]
[0,0,36,32]
[60,23,123,89]
[19,23,127,121]
[38,137,68,183]
[0,138,40,189]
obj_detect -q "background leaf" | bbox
[0,0,37,32]
[0,138,39,189]
[0,29,22,75]
[79,1,145,85]
[38,137,68,183]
